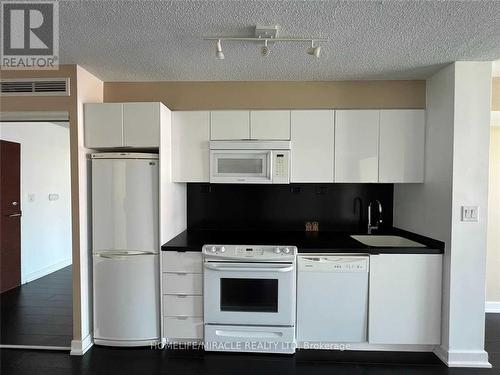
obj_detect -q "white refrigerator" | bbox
[92,152,160,347]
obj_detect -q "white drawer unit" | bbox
[162,273,203,295]
[161,251,204,341]
[163,317,204,339]
[163,295,203,317]
[162,252,203,273]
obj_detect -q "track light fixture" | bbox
[204,25,326,60]
[261,40,270,57]
[307,41,321,58]
[215,39,224,60]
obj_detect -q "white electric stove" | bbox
[203,244,297,354]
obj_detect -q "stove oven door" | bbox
[204,262,296,326]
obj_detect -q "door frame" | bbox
[0,111,73,351]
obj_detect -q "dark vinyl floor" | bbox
[1,314,500,375]
[0,266,72,347]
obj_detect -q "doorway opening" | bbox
[0,121,72,349]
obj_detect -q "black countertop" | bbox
[161,227,444,254]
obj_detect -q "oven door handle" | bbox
[205,263,294,273]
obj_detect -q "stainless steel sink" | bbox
[350,235,426,248]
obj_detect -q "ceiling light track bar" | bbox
[203,37,327,43]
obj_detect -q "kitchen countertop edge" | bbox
[161,228,445,255]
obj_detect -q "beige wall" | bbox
[493,77,500,111]
[487,127,500,303]
[104,80,425,109]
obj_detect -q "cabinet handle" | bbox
[176,316,189,320]
[176,294,188,298]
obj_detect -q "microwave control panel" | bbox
[272,150,290,184]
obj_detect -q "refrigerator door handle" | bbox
[95,250,156,259]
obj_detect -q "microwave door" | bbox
[210,150,272,183]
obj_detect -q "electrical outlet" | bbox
[48,193,59,201]
[28,194,35,202]
[461,206,479,222]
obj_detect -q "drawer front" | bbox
[162,252,202,273]
[164,317,204,339]
[162,273,203,294]
[164,295,203,317]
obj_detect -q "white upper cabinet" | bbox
[84,103,123,148]
[210,111,250,140]
[335,110,380,183]
[379,110,425,183]
[291,110,334,183]
[84,102,161,149]
[172,111,210,182]
[368,254,442,345]
[250,110,291,140]
[123,103,160,148]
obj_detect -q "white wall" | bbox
[159,104,187,245]
[71,65,103,355]
[0,121,72,282]
[486,127,500,309]
[394,62,492,368]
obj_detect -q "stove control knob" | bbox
[283,247,291,254]
[220,246,226,253]
[210,246,217,253]
[274,247,281,254]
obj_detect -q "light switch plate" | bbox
[461,206,479,222]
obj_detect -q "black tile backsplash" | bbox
[187,183,393,232]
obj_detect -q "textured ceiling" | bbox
[59,0,500,81]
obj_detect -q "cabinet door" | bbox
[291,110,334,182]
[369,254,442,345]
[84,103,123,148]
[379,110,425,183]
[335,110,379,182]
[211,111,250,140]
[250,110,290,140]
[172,111,210,182]
[123,102,160,147]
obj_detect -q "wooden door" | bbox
[1,140,21,293]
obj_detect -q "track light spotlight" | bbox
[215,39,225,60]
[307,41,321,58]
[261,40,270,57]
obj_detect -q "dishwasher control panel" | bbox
[298,256,369,272]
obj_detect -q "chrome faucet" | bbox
[367,200,383,234]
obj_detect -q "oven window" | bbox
[220,278,278,312]
[217,158,263,174]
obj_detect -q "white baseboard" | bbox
[0,344,70,351]
[70,334,93,356]
[22,258,72,284]
[296,342,435,352]
[434,345,491,368]
[485,301,500,313]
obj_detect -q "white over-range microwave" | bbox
[209,141,290,184]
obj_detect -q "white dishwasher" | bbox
[297,255,369,344]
